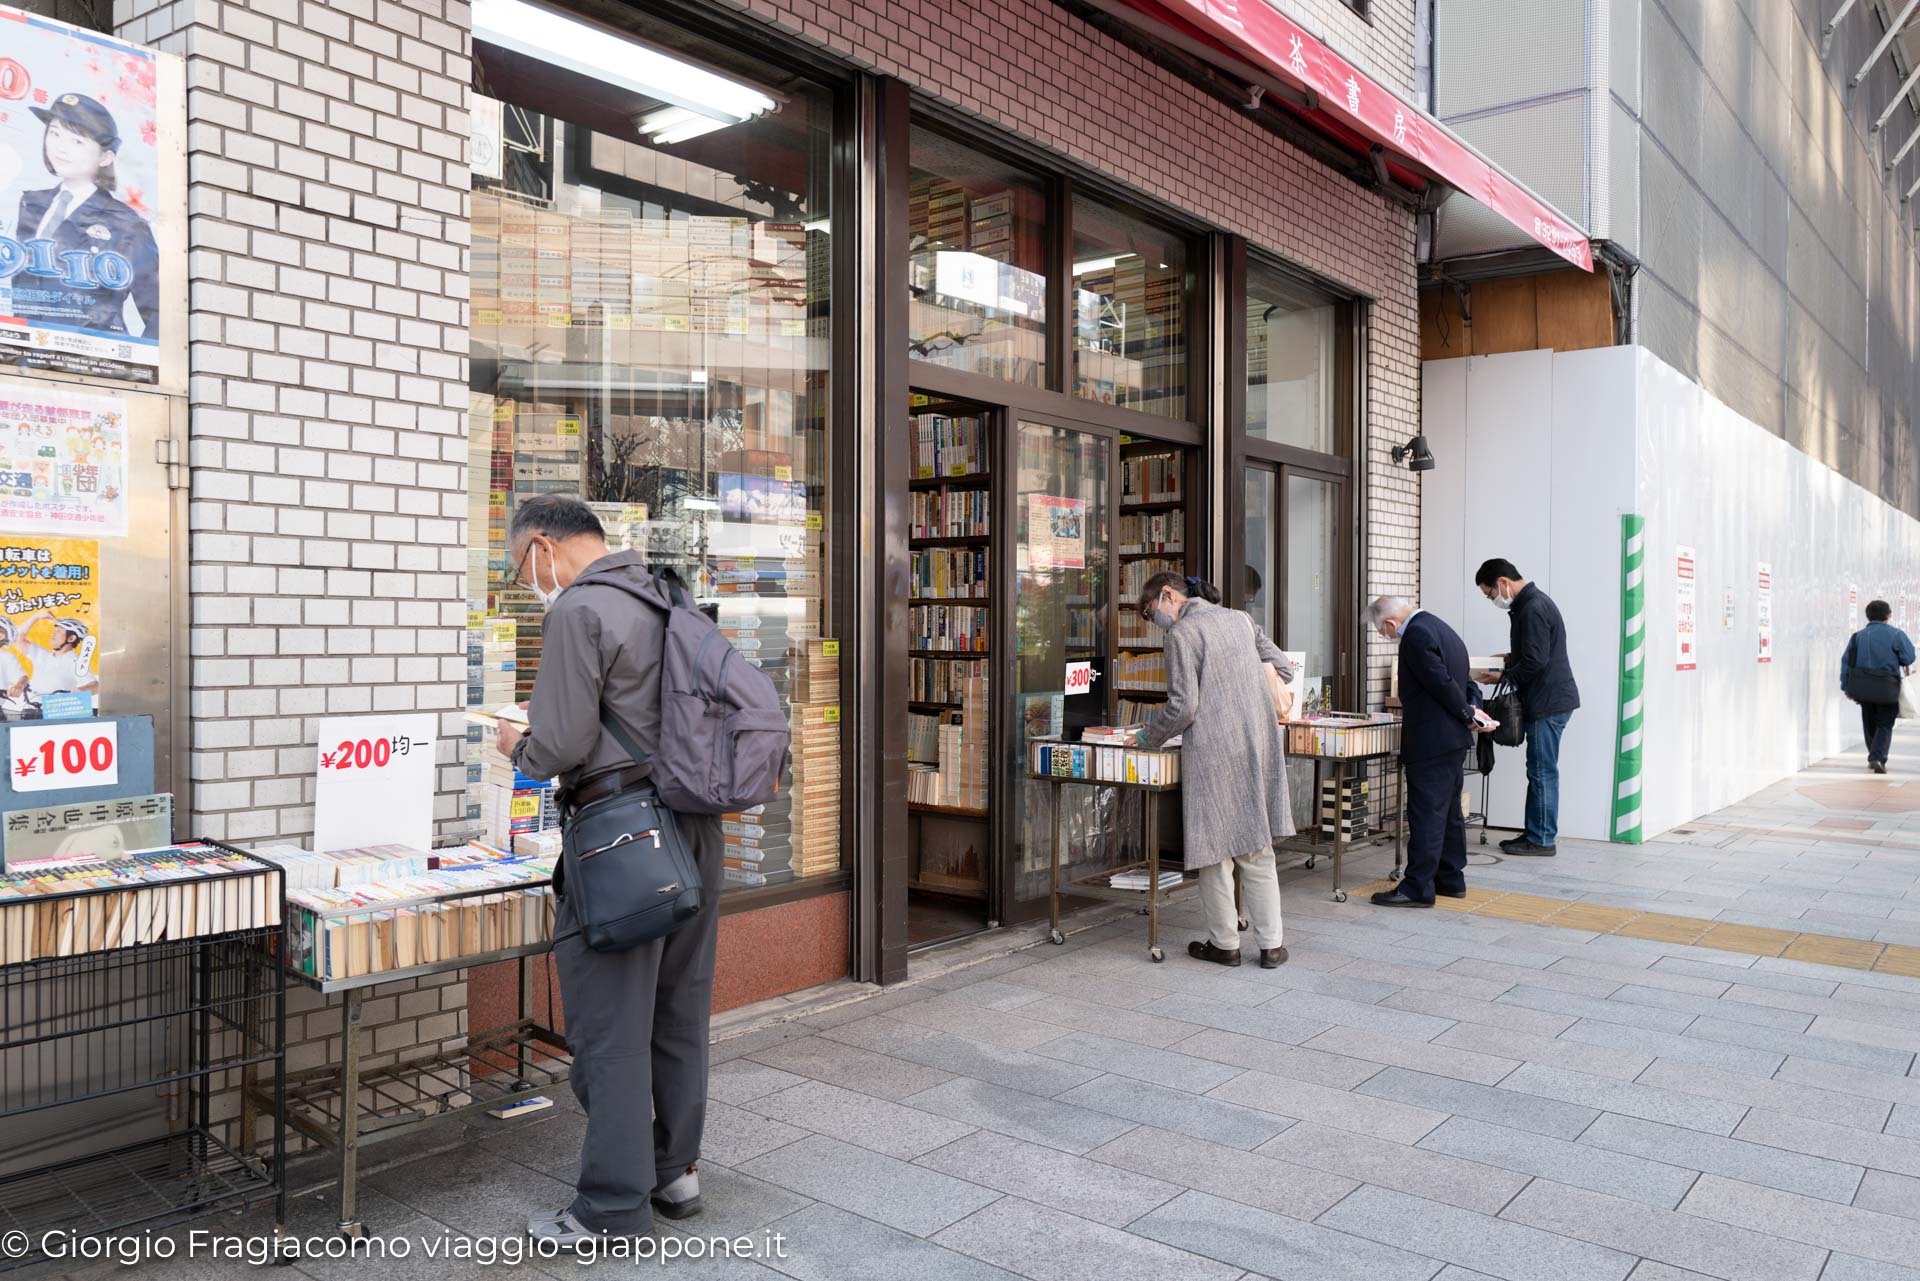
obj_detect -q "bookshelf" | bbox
[907,402,993,913]
[1113,441,1192,727]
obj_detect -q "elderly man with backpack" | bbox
[495,495,789,1248]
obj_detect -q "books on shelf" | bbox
[1120,557,1184,602]
[911,488,989,538]
[1121,452,1183,504]
[1115,650,1168,692]
[911,547,989,599]
[911,604,989,652]
[908,711,943,764]
[1030,739,1181,785]
[790,701,842,877]
[1118,510,1183,554]
[911,415,987,478]
[0,845,280,964]
[912,657,978,703]
[1117,610,1163,650]
[1108,869,1184,891]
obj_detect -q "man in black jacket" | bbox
[1368,597,1493,907]
[1475,559,1580,856]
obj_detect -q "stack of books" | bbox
[283,857,557,980]
[790,701,841,876]
[1120,451,1183,504]
[1108,868,1184,892]
[1030,740,1181,785]
[911,415,986,478]
[911,548,989,598]
[1115,651,1168,692]
[721,804,790,888]
[1118,511,1183,553]
[911,488,989,538]
[910,604,988,651]
[249,844,435,892]
[1320,777,1371,837]
[0,846,280,964]
[940,675,989,811]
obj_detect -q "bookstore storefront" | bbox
[464,0,1384,1001]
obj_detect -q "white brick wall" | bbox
[113,0,473,845]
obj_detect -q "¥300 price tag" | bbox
[9,721,119,793]
[1064,661,1098,695]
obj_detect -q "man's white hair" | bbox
[1367,595,1412,627]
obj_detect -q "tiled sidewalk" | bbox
[53,737,1920,1281]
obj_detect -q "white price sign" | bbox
[8,721,119,793]
[312,713,437,853]
[1064,661,1098,695]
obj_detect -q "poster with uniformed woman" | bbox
[0,7,164,383]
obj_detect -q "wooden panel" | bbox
[1534,269,1615,352]
[1466,277,1539,355]
[1420,287,1473,360]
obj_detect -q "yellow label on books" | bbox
[822,640,840,657]
[489,491,507,506]
[493,406,513,421]
[557,418,581,435]
[664,316,691,332]
[805,513,823,531]
[467,610,485,629]
[477,309,503,326]
[510,796,540,818]
[823,707,841,724]
[610,315,632,330]
[724,317,749,335]
[773,466,793,481]
[950,463,969,476]
[547,312,572,328]
[490,620,516,644]
[779,319,807,336]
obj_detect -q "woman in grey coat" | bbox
[1131,573,1295,968]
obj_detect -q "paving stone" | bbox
[1853,1169,1920,1224]
[902,1077,1138,1154]
[1433,1020,1654,1081]
[1383,987,1579,1037]
[1773,1056,1920,1107]
[1011,994,1211,1048]
[1498,1178,1827,1281]
[1678,1173,1920,1269]
[1721,985,1920,1033]
[1317,1183,1634,1281]
[1733,1109,1920,1178]
[1684,1016,1918,1075]
[1235,964,1403,1004]
[1607,984,1814,1031]
[1086,1125,1360,1221]
[1496,985,1703,1033]
[1820,1254,1920,1281]
[746,1033,959,1101]
[708,1059,812,1105]
[937,978,1055,1012]
[1648,957,1832,996]
[1328,957,1515,1002]
[1633,1058,1893,1131]
[1447,956,1624,998]
[821,1016,1103,1097]
[1135,992,1332,1045]
[699,1100,812,1167]
[915,1129,1182,1228]
[1495,1063,1747,1134]
[1891,1104,1920,1138]
[1557,1019,1787,1077]
[1207,1068,1449,1144]
[1809,1015,1920,1056]
[1028,1030,1244,1093]
[1625,1264,1719,1281]
[758,1202,1025,1281]
[1302,1023,1521,1085]
[883,998,1069,1051]
[1168,1027,1385,1089]
[1258,1118,1530,1213]
[363,1149,576,1242]
[1356,1066,1600,1139]
[990,964,1175,1010]
[737,1134,998,1237]
[1054,1073,1291,1151]
[1265,988,1457,1041]
[1582,1112,1864,1201]
[651,1159,814,1239]
[1129,1189,1443,1281]
[743,1080,976,1160]
[710,1022,818,1062]
[1418,1116,1699,1209]
[931,1195,1243,1281]
[1546,957,1733,998]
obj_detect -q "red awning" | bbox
[1088,0,1594,271]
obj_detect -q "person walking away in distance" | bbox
[493,495,722,1246]
[1369,597,1495,907]
[1129,574,1296,967]
[1474,559,1579,855]
[1841,599,1915,774]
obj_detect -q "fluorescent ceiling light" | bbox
[474,0,776,128]
[1072,255,1119,276]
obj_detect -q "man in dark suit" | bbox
[1368,597,1492,907]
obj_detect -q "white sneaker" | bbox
[652,1165,703,1219]
[527,1210,604,1248]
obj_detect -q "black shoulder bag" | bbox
[553,709,703,952]
[1484,678,1526,748]
[1844,635,1902,706]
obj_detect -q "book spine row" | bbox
[1029,742,1181,785]
[910,605,989,652]
[911,548,989,598]
[1118,511,1184,553]
[910,489,989,538]
[911,657,978,702]
[1121,452,1183,504]
[913,417,986,478]
[1115,650,1168,692]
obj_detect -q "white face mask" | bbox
[1491,585,1514,612]
[527,541,562,610]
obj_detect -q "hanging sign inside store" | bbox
[1027,495,1086,570]
[0,388,129,536]
[312,712,437,853]
[0,10,168,382]
[1756,563,1773,664]
[0,534,101,718]
[1064,660,1098,696]
[1675,546,1697,671]
[8,718,117,792]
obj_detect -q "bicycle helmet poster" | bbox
[0,535,101,720]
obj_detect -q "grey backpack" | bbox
[572,567,792,814]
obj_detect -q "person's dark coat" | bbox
[15,186,160,337]
[1504,582,1580,720]
[1398,610,1478,763]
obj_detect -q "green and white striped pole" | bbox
[1613,514,1646,843]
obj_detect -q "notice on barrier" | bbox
[1027,495,1085,570]
[1675,546,1697,671]
[312,712,437,853]
[1756,562,1773,664]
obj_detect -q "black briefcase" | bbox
[1485,680,1526,748]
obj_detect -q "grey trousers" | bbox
[552,810,724,1234]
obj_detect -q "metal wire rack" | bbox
[0,1130,275,1245]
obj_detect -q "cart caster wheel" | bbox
[1334,890,1348,903]
[338,1220,365,1240]
[1304,857,1317,870]
[1237,916,1249,931]
[1150,947,1165,963]
[1048,928,1065,945]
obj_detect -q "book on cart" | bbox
[1107,868,1184,892]
[1030,739,1180,785]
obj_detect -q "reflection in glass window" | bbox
[1071,196,1190,420]
[469,25,839,891]
[1245,260,1337,451]
[907,128,1049,386]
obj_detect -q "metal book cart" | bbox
[247,868,568,1238]
[0,841,287,1271]
[1276,717,1406,902]
[1034,746,1186,963]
